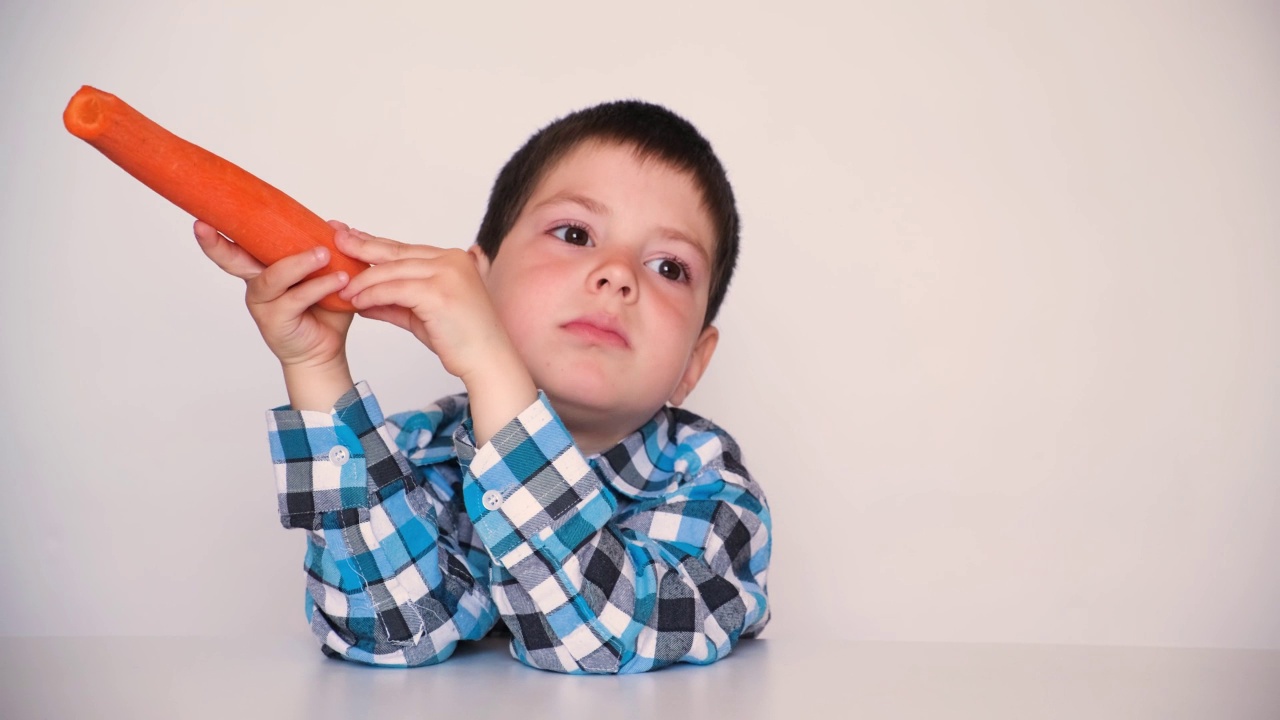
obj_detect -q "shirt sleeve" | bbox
[453,393,771,674]
[266,381,499,666]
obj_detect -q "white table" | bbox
[3,635,1277,719]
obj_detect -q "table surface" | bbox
[3,635,1278,719]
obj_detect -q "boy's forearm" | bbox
[461,351,538,448]
[282,357,355,412]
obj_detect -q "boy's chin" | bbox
[540,380,664,426]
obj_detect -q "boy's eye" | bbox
[551,224,592,246]
[645,257,689,283]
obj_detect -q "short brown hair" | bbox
[475,100,740,326]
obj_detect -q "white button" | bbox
[328,446,350,466]
[481,490,504,511]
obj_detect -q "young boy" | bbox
[195,101,771,674]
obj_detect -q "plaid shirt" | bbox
[266,382,771,674]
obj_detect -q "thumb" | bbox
[358,305,414,332]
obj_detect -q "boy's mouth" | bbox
[561,314,630,348]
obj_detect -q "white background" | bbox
[2,0,1277,650]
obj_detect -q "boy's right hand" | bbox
[194,219,354,370]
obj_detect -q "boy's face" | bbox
[474,140,719,447]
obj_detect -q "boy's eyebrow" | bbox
[656,228,711,266]
[532,191,712,265]
[531,191,609,216]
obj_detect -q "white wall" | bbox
[2,0,1277,649]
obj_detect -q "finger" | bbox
[357,304,415,332]
[346,278,437,313]
[337,257,442,300]
[246,246,335,305]
[194,220,266,279]
[273,270,351,318]
[334,228,447,265]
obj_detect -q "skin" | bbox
[195,140,720,455]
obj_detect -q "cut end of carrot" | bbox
[64,86,109,140]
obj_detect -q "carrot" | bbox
[63,85,365,312]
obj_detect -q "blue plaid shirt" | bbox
[266,382,771,674]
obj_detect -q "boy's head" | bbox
[469,101,740,451]
[475,100,740,327]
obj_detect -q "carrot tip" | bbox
[63,86,108,140]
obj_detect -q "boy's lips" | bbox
[561,314,630,348]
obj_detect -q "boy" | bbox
[195,101,771,674]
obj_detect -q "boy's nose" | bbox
[596,276,631,297]
[590,261,636,300]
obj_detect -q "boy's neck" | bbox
[552,399,656,457]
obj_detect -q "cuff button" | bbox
[481,490,504,511]
[328,446,350,466]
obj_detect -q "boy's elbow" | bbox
[509,621,751,675]
[315,633,461,668]
[307,606,465,669]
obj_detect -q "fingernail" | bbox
[334,272,348,285]
[314,247,329,262]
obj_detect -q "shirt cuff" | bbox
[452,392,616,565]
[267,380,413,528]
[453,389,616,563]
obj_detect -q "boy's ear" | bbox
[669,325,719,407]
[469,245,491,280]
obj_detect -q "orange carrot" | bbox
[63,85,365,313]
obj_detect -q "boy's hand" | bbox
[194,219,354,370]
[334,229,536,446]
[334,228,518,383]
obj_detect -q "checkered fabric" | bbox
[266,381,771,674]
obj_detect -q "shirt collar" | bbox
[589,405,716,500]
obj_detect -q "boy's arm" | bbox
[281,358,355,412]
[454,397,771,675]
[268,382,500,666]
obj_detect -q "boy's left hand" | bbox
[334,228,518,384]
